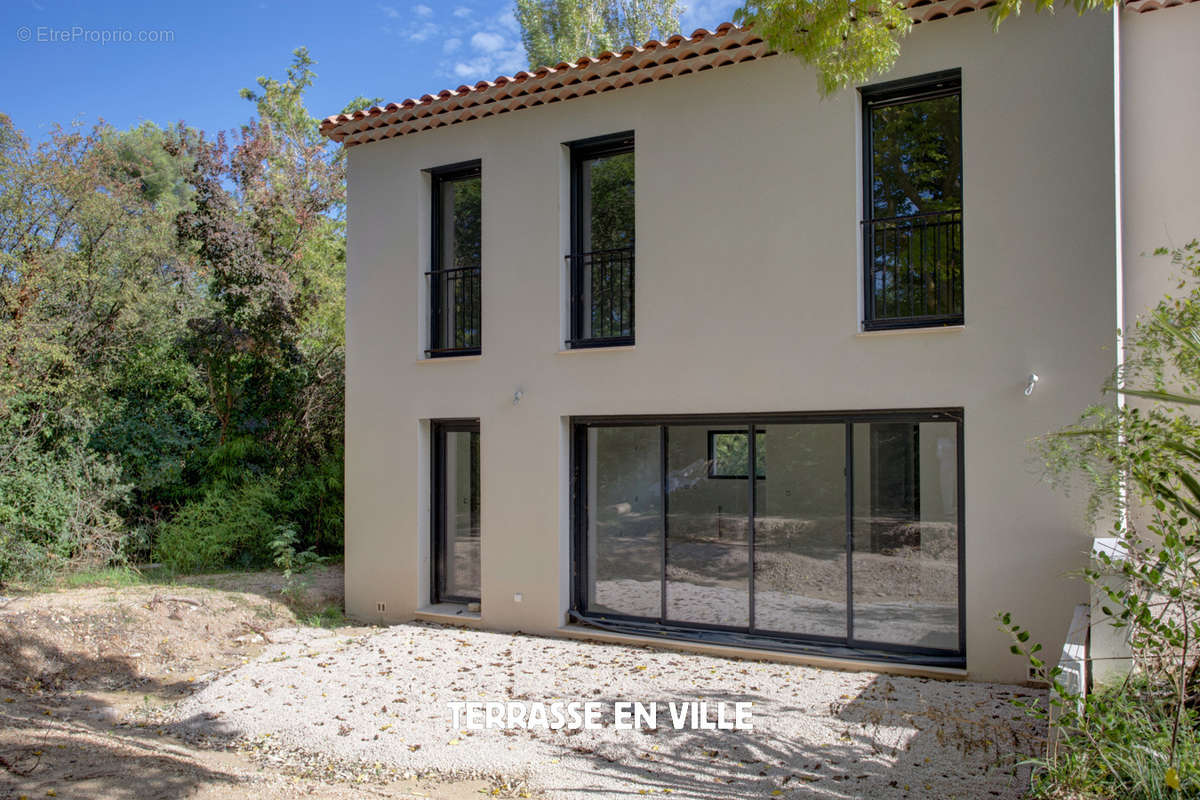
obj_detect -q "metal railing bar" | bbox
[861,209,962,225]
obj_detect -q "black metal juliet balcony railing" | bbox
[862,209,963,330]
[566,246,635,348]
[426,265,482,356]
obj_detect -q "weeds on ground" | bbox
[59,566,151,589]
[301,604,347,628]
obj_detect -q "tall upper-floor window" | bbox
[861,71,962,330]
[428,161,482,357]
[567,132,635,348]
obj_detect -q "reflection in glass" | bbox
[586,427,662,617]
[665,426,750,627]
[851,422,959,650]
[866,88,962,322]
[439,174,481,268]
[753,425,846,637]
[440,429,480,601]
[434,172,481,351]
[580,151,634,252]
[577,150,635,341]
[708,430,766,479]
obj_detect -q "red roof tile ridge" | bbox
[322,0,1192,145]
[319,22,754,136]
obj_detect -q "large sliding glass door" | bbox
[572,411,964,665]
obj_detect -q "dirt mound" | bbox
[0,572,332,695]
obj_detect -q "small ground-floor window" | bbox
[432,420,480,604]
[570,411,964,666]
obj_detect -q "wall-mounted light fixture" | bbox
[1024,373,1040,397]
[513,389,524,406]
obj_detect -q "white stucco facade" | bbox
[337,6,1196,683]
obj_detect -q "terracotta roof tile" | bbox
[320,0,1191,147]
[1124,0,1200,10]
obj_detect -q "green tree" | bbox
[515,0,681,68]
[734,0,1117,95]
[0,115,193,579]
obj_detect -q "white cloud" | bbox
[470,31,506,53]
[451,41,525,81]
[435,8,528,85]
[377,3,400,18]
[413,3,433,17]
[495,7,518,32]
[452,58,491,79]
[409,21,439,41]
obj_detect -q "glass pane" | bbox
[870,94,961,218]
[868,92,962,322]
[666,425,749,628]
[586,426,662,617]
[851,421,959,650]
[580,151,634,251]
[439,175,481,269]
[709,430,766,479]
[578,150,634,341]
[441,429,480,600]
[437,175,481,350]
[753,425,847,638]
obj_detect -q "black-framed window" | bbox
[570,410,965,668]
[707,430,766,480]
[432,420,480,604]
[427,161,482,357]
[861,70,962,331]
[567,132,635,348]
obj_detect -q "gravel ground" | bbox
[170,622,1044,800]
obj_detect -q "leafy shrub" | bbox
[0,410,129,585]
[1001,240,1200,798]
[154,478,281,573]
[280,452,344,553]
[270,524,323,600]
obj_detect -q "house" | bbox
[321,0,1200,683]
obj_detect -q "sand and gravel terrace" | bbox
[169,621,1044,799]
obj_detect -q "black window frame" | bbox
[706,429,767,480]
[860,69,963,332]
[427,160,482,358]
[569,409,966,668]
[567,131,636,349]
[431,419,481,605]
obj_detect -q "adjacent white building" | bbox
[322,0,1200,683]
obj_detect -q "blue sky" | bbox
[1,0,739,142]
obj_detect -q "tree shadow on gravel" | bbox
[535,675,1044,800]
[0,627,248,800]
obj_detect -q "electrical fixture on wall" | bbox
[513,389,524,406]
[1025,373,1040,397]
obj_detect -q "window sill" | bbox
[855,324,965,338]
[418,354,482,364]
[556,345,636,355]
[415,604,483,627]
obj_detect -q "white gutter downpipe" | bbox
[1113,5,1129,532]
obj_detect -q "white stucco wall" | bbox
[1120,4,1200,329]
[343,9,1118,683]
